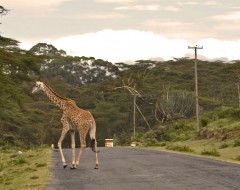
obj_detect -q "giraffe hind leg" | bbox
[94,139,99,169]
[76,130,87,167]
[70,130,77,169]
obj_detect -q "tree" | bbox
[0,5,9,25]
[155,89,195,122]
[0,6,8,15]
[0,5,9,37]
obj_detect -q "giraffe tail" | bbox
[90,139,99,153]
[90,121,99,153]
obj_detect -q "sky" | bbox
[1,0,240,63]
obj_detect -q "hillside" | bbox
[1,36,240,149]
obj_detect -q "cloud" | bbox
[144,20,190,27]
[76,12,127,19]
[142,19,200,40]
[212,11,240,21]
[1,0,70,10]
[115,5,160,11]
[115,4,180,11]
[203,1,223,6]
[95,0,139,3]
[20,30,240,63]
[25,30,189,62]
[164,6,180,12]
[176,1,198,6]
[197,38,240,60]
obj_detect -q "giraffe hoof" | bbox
[70,166,77,169]
[94,165,99,169]
[63,165,67,169]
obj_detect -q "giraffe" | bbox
[31,80,99,169]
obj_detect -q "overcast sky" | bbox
[1,0,240,63]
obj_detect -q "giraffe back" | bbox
[64,101,94,129]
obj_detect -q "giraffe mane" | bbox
[42,81,72,101]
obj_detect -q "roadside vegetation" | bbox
[134,107,240,163]
[0,146,51,190]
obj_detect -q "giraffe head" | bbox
[32,81,44,94]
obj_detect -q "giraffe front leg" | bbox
[58,129,68,168]
[70,130,76,169]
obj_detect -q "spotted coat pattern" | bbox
[32,81,99,169]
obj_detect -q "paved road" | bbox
[47,147,240,190]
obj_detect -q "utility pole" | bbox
[238,83,240,109]
[115,80,152,139]
[133,94,136,138]
[188,45,203,131]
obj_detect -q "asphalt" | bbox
[47,147,240,190]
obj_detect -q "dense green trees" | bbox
[1,38,240,148]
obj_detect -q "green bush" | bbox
[233,140,240,147]
[0,163,4,172]
[218,108,240,119]
[235,155,240,161]
[35,162,47,167]
[0,176,4,184]
[166,144,194,152]
[144,126,169,141]
[24,167,37,172]
[168,120,195,141]
[200,117,209,127]
[10,158,27,165]
[159,142,167,147]
[30,176,39,179]
[201,148,220,157]
[219,143,229,149]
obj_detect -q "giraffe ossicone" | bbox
[32,80,99,169]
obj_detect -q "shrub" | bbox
[144,138,159,147]
[0,163,4,172]
[233,140,240,147]
[159,142,167,147]
[218,108,240,119]
[143,126,169,142]
[10,158,27,165]
[201,148,220,157]
[200,117,209,127]
[25,167,37,172]
[35,163,47,167]
[235,155,240,161]
[166,144,194,153]
[0,176,4,184]
[30,176,39,179]
[219,143,229,149]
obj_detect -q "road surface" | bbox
[47,147,240,190]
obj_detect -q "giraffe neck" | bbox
[42,82,70,110]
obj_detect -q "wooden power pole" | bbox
[133,94,136,138]
[115,81,152,138]
[188,45,203,131]
[238,83,240,109]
